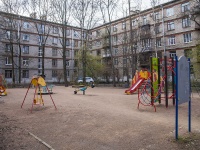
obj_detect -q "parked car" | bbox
[77,77,94,83]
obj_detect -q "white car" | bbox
[77,77,94,83]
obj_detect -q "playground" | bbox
[0,86,200,150]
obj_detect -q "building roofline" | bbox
[90,0,184,30]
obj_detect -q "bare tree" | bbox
[0,0,27,86]
[24,0,55,77]
[99,0,118,87]
[51,0,75,86]
[72,0,100,84]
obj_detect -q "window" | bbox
[5,70,12,78]
[154,12,159,20]
[66,60,70,66]
[183,32,192,43]
[154,25,160,34]
[143,16,147,25]
[38,48,42,57]
[74,31,79,37]
[23,34,30,41]
[5,44,11,52]
[122,22,126,29]
[52,70,57,77]
[156,38,162,47]
[96,30,100,37]
[66,30,70,36]
[38,35,43,45]
[52,37,58,44]
[113,35,118,43]
[52,48,57,56]
[123,47,128,54]
[66,50,70,57]
[114,58,118,65]
[6,31,11,39]
[182,2,190,12]
[123,57,127,64]
[23,22,30,29]
[114,48,118,55]
[22,70,29,78]
[38,58,42,69]
[38,24,45,33]
[141,39,152,48]
[22,58,29,67]
[23,45,29,54]
[168,36,175,45]
[132,19,137,26]
[167,22,175,31]
[113,25,117,32]
[66,70,69,77]
[53,27,59,34]
[5,57,12,65]
[38,69,42,75]
[96,40,101,46]
[182,17,191,27]
[66,39,70,46]
[166,7,174,17]
[169,51,176,58]
[52,59,57,67]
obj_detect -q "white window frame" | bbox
[53,27,59,34]
[38,49,42,57]
[113,25,117,32]
[66,60,70,67]
[66,39,70,46]
[23,22,30,29]
[66,29,70,36]
[122,22,126,29]
[132,19,136,26]
[169,52,176,58]
[168,36,175,45]
[167,21,175,31]
[156,38,162,47]
[183,32,192,43]
[182,2,190,12]
[23,34,30,41]
[22,58,29,67]
[6,31,11,39]
[23,45,29,54]
[182,17,191,27]
[143,16,147,25]
[5,57,12,65]
[166,7,174,17]
[52,37,58,44]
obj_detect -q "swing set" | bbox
[21,76,57,113]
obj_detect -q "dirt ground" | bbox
[0,85,200,150]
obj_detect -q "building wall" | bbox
[89,0,200,80]
[0,12,83,84]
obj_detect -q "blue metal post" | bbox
[175,56,178,140]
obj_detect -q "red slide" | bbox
[125,78,145,94]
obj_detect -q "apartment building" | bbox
[89,0,200,80]
[0,11,84,84]
[0,0,199,84]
